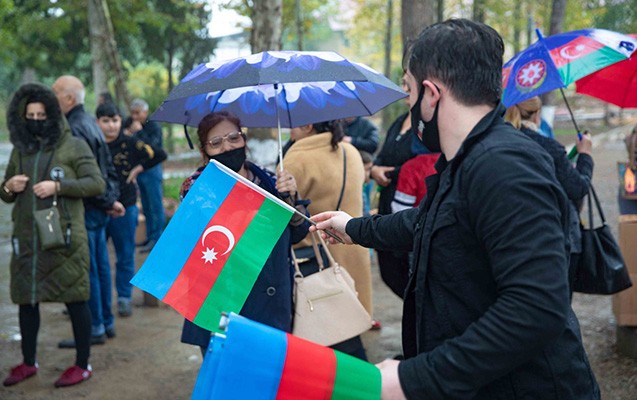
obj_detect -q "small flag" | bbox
[192,313,381,400]
[131,161,295,332]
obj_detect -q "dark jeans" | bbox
[86,207,113,336]
[138,165,165,242]
[106,205,139,299]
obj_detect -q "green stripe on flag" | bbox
[331,351,381,400]
[558,46,626,86]
[194,198,293,332]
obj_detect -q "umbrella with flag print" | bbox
[576,34,637,109]
[502,28,637,135]
[150,50,407,167]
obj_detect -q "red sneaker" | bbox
[3,363,38,386]
[370,319,382,330]
[54,365,92,388]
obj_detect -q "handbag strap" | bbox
[336,145,347,211]
[586,184,605,228]
[291,231,339,278]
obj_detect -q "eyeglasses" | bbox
[204,131,244,149]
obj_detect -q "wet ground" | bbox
[1,128,637,399]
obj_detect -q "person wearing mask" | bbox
[180,111,309,355]
[505,96,593,293]
[2,83,105,387]
[130,98,166,254]
[52,75,123,348]
[96,103,167,317]
[311,19,599,399]
[284,119,372,360]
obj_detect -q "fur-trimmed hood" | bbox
[7,83,66,154]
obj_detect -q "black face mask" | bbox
[410,85,441,153]
[25,119,47,138]
[208,146,246,172]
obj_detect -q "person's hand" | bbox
[371,165,395,187]
[32,180,56,198]
[376,359,406,400]
[108,201,126,217]
[126,165,144,184]
[342,136,353,143]
[310,211,354,244]
[276,169,297,197]
[5,174,30,194]
[576,131,593,155]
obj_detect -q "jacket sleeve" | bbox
[345,205,419,252]
[398,146,570,399]
[0,149,18,203]
[131,138,167,171]
[549,140,593,205]
[59,139,106,198]
[350,118,380,154]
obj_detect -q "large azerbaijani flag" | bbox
[192,313,381,400]
[502,28,636,107]
[130,160,294,332]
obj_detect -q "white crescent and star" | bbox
[559,44,586,60]
[200,225,236,264]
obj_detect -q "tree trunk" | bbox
[542,0,567,106]
[250,0,282,140]
[166,39,175,153]
[513,0,522,54]
[382,0,394,130]
[401,0,435,52]
[437,0,444,23]
[473,0,486,23]
[89,0,132,111]
[250,0,282,52]
[88,0,109,101]
[295,0,303,50]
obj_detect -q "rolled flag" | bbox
[130,160,294,332]
[192,313,381,399]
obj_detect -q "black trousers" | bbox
[19,301,91,369]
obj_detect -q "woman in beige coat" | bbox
[283,119,372,360]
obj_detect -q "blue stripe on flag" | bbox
[130,162,236,299]
[209,314,288,399]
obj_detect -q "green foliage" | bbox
[163,176,184,201]
[126,62,171,112]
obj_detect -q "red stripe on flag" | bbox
[550,36,604,69]
[276,334,337,399]
[162,182,265,321]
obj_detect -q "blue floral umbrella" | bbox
[150,51,406,165]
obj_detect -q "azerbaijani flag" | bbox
[502,28,636,107]
[192,313,381,400]
[130,160,294,332]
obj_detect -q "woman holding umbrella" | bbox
[180,111,310,355]
[505,96,593,294]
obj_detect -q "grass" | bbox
[163,177,184,201]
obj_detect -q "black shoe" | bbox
[105,326,116,339]
[139,239,157,254]
[136,239,149,247]
[58,334,107,349]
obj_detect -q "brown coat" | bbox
[283,133,373,315]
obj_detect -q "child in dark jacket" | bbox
[96,103,167,317]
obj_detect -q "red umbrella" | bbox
[576,34,637,108]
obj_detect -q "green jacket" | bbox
[2,83,105,304]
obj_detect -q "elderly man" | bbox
[52,76,123,348]
[129,98,165,253]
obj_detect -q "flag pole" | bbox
[211,160,345,244]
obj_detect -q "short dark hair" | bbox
[196,111,244,150]
[408,18,504,107]
[95,103,121,119]
[313,120,345,150]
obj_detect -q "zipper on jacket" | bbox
[30,149,42,305]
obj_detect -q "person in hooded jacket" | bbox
[1,83,105,388]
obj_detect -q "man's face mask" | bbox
[410,82,441,153]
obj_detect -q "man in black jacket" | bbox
[312,19,599,400]
[53,76,124,346]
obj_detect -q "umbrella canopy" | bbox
[576,34,637,108]
[502,29,637,107]
[150,51,406,128]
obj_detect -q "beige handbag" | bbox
[292,232,372,346]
